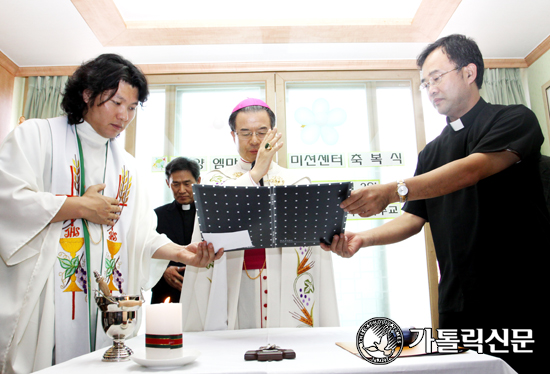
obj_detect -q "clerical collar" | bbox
[449,119,464,131]
[77,120,110,146]
[176,201,194,211]
[446,98,487,132]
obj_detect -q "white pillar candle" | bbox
[146,301,182,335]
[145,299,183,359]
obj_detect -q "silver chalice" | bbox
[94,272,143,362]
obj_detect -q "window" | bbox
[135,89,168,209]
[283,78,430,328]
[174,83,266,165]
[134,71,433,329]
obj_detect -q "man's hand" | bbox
[249,127,283,184]
[321,214,425,259]
[164,266,185,290]
[176,241,224,267]
[320,232,364,258]
[81,183,121,225]
[340,183,396,217]
[52,183,121,225]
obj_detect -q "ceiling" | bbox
[1,0,550,74]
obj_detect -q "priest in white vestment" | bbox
[181,98,339,331]
[0,54,221,374]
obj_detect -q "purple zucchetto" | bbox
[231,98,270,113]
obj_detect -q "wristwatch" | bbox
[397,180,409,203]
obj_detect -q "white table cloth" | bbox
[36,327,517,374]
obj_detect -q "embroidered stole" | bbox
[50,118,134,363]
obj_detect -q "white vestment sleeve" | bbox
[180,220,216,331]
[0,120,66,265]
[0,119,66,374]
[118,150,171,295]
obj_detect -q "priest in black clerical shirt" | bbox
[151,157,201,303]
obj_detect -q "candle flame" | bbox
[164,297,171,304]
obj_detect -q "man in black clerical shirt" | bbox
[151,157,201,303]
[322,34,548,372]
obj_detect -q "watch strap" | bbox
[397,179,408,203]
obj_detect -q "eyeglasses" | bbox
[419,67,460,91]
[234,130,268,140]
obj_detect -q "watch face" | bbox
[398,185,408,196]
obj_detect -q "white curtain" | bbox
[24,76,68,119]
[481,68,526,105]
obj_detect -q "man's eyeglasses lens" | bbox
[419,67,460,91]
[236,131,268,139]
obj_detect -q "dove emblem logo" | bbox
[356,317,404,365]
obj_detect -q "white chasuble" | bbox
[181,159,340,331]
[0,117,170,374]
[50,119,133,363]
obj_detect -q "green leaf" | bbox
[64,267,76,279]
[105,259,115,277]
[304,279,315,294]
[58,257,72,270]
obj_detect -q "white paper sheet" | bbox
[202,230,253,252]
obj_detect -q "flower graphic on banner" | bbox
[295,98,347,145]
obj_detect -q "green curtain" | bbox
[24,76,68,119]
[481,68,526,106]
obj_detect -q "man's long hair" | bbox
[61,53,149,125]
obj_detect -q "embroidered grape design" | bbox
[75,266,88,295]
[113,269,124,294]
[299,288,311,307]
